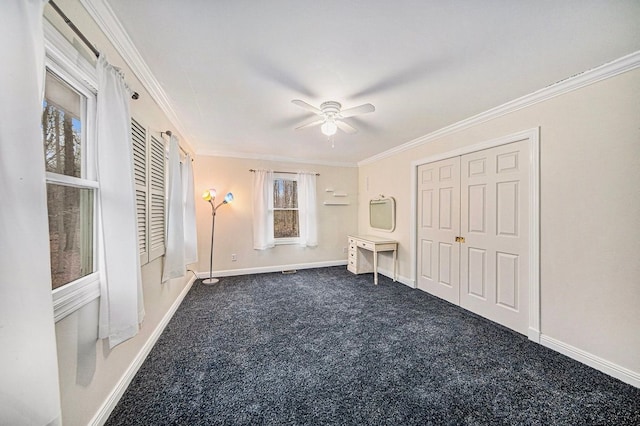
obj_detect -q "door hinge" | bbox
[455,236,466,243]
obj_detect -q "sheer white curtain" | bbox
[96,55,145,348]
[182,154,198,264]
[297,172,318,247]
[162,135,186,281]
[0,1,62,424]
[252,169,275,250]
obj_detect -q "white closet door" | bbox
[417,157,461,304]
[460,140,529,334]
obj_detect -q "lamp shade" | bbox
[224,192,234,203]
[202,188,216,201]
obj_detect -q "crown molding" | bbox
[197,148,357,168]
[359,50,640,166]
[80,0,190,142]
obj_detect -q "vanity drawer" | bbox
[356,240,371,250]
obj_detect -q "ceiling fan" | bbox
[291,99,375,136]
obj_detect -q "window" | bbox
[273,175,299,242]
[252,170,317,249]
[43,70,97,290]
[131,118,166,264]
[44,19,101,321]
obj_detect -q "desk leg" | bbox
[373,249,378,285]
[393,248,397,282]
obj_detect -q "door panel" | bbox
[420,239,433,279]
[421,189,433,228]
[467,247,486,299]
[439,188,453,230]
[496,252,519,310]
[460,140,529,334]
[497,181,519,236]
[438,242,452,286]
[417,157,460,304]
[468,184,486,233]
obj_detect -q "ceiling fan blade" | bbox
[291,99,322,115]
[336,120,358,134]
[339,103,375,118]
[295,118,325,131]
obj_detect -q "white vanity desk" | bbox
[347,235,398,285]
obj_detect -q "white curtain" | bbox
[0,1,62,424]
[252,169,275,250]
[96,55,145,348]
[182,154,198,264]
[162,135,186,281]
[297,172,318,247]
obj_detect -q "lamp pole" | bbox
[204,202,217,285]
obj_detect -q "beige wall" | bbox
[193,156,358,275]
[45,1,194,424]
[358,68,640,375]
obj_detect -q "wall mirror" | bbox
[369,197,396,232]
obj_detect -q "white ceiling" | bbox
[104,0,640,165]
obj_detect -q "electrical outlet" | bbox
[231,254,237,262]
[343,247,348,254]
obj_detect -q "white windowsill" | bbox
[52,272,101,322]
[274,238,301,245]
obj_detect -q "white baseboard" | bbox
[527,328,541,343]
[197,262,416,289]
[375,266,415,288]
[196,260,348,279]
[90,275,196,426]
[540,334,640,388]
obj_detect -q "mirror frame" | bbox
[369,197,396,232]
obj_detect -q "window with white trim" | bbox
[42,39,102,321]
[273,174,299,243]
[43,69,97,290]
[131,118,166,264]
[43,18,106,320]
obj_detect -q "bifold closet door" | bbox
[416,157,460,305]
[460,140,529,335]
[416,140,530,335]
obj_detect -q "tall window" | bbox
[131,118,166,264]
[42,69,97,290]
[273,175,299,241]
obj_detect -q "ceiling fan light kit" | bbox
[321,119,337,136]
[292,99,375,139]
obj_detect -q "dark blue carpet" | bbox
[106,267,640,425]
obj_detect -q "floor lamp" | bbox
[201,188,234,285]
